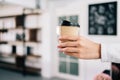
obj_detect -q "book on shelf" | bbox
[26,46,33,55]
[12,45,16,55]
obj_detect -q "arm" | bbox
[58,35,101,59]
[58,36,120,63]
[101,43,120,63]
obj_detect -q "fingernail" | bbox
[59,36,64,39]
[59,49,63,52]
[57,45,60,48]
[57,44,62,47]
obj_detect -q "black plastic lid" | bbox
[61,20,80,27]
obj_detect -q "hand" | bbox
[94,73,112,80]
[58,36,101,59]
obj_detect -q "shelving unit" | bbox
[0,8,42,75]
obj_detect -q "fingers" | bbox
[59,47,79,53]
[95,74,112,80]
[64,52,78,58]
[59,36,79,41]
[58,36,80,58]
[58,41,79,48]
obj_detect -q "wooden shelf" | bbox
[9,41,40,44]
[24,9,42,15]
[8,41,40,47]
[0,53,41,58]
[1,27,41,30]
[0,53,15,58]
[27,55,41,58]
[0,12,41,18]
[0,54,11,58]
[0,28,23,32]
[25,13,41,16]
[12,27,23,30]
[25,42,40,48]
[8,41,23,45]
[25,27,41,30]
[0,8,42,75]
[0,15,17,18]
[12,54,41,58]
[0,41,8,44]
[0,28,15,30]
[0,29,8,32]
[26,41,41,42]
[0,60,41,75]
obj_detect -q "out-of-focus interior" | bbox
[0,0,119,80]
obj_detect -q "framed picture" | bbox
[88,2,117,35]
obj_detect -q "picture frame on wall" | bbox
[88,1,117,35]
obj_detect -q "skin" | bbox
[58,36,112,80]
[94,73,112,80]
[58,36,101,59]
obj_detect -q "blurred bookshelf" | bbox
[0,8,42,75]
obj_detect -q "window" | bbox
[58,15,79,76]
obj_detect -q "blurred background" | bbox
[0,0,119,80]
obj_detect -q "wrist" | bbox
[97,43,101,58]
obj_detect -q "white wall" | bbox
[49,0,120,80]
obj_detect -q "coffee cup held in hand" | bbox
[60,20,80,41]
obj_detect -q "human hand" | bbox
[58,36,101,59]
[94,73,112,80]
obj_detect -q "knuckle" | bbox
[64,48,69,52]
[65,36,70,39]
[78,49,82,53]
[76,42,80,46]
[62,42,68,47]
[65,42,69,46]
[77,36,81,40]
[79,41,83,46]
